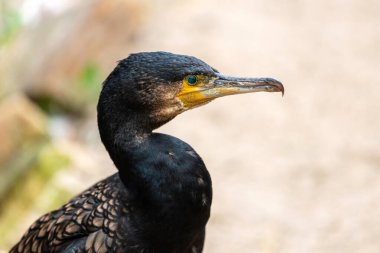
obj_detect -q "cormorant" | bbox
[10,52,283,253]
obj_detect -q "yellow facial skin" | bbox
[176,75,216,109]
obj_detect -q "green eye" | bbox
[187,75,197,85]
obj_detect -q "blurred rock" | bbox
[0,94,47,168]
[0,94,71,249]
[0,94,44,242]
[0,0,146,114]
[24,0,147,114]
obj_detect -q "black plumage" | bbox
[10,52,283,253]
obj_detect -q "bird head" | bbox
[99,51,284,131]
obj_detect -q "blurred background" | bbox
[1,0,380,252]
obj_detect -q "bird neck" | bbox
[98,105,151,161]
[99,112,154,196]
[97,99,176,178]
[97,90,181,169]
[98,102,212,237]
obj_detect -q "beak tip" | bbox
[269,78,284,97]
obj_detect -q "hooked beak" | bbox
[210,73,284,97]
[177,73,284,109]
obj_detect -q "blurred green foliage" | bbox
[0,8,22,46]
[78,62,102,102]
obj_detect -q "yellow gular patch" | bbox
[176,75,214,108]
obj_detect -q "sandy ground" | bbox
[4,0,380,252]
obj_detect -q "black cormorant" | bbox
[10,52,283,253]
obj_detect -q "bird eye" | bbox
[186,75,197,85]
